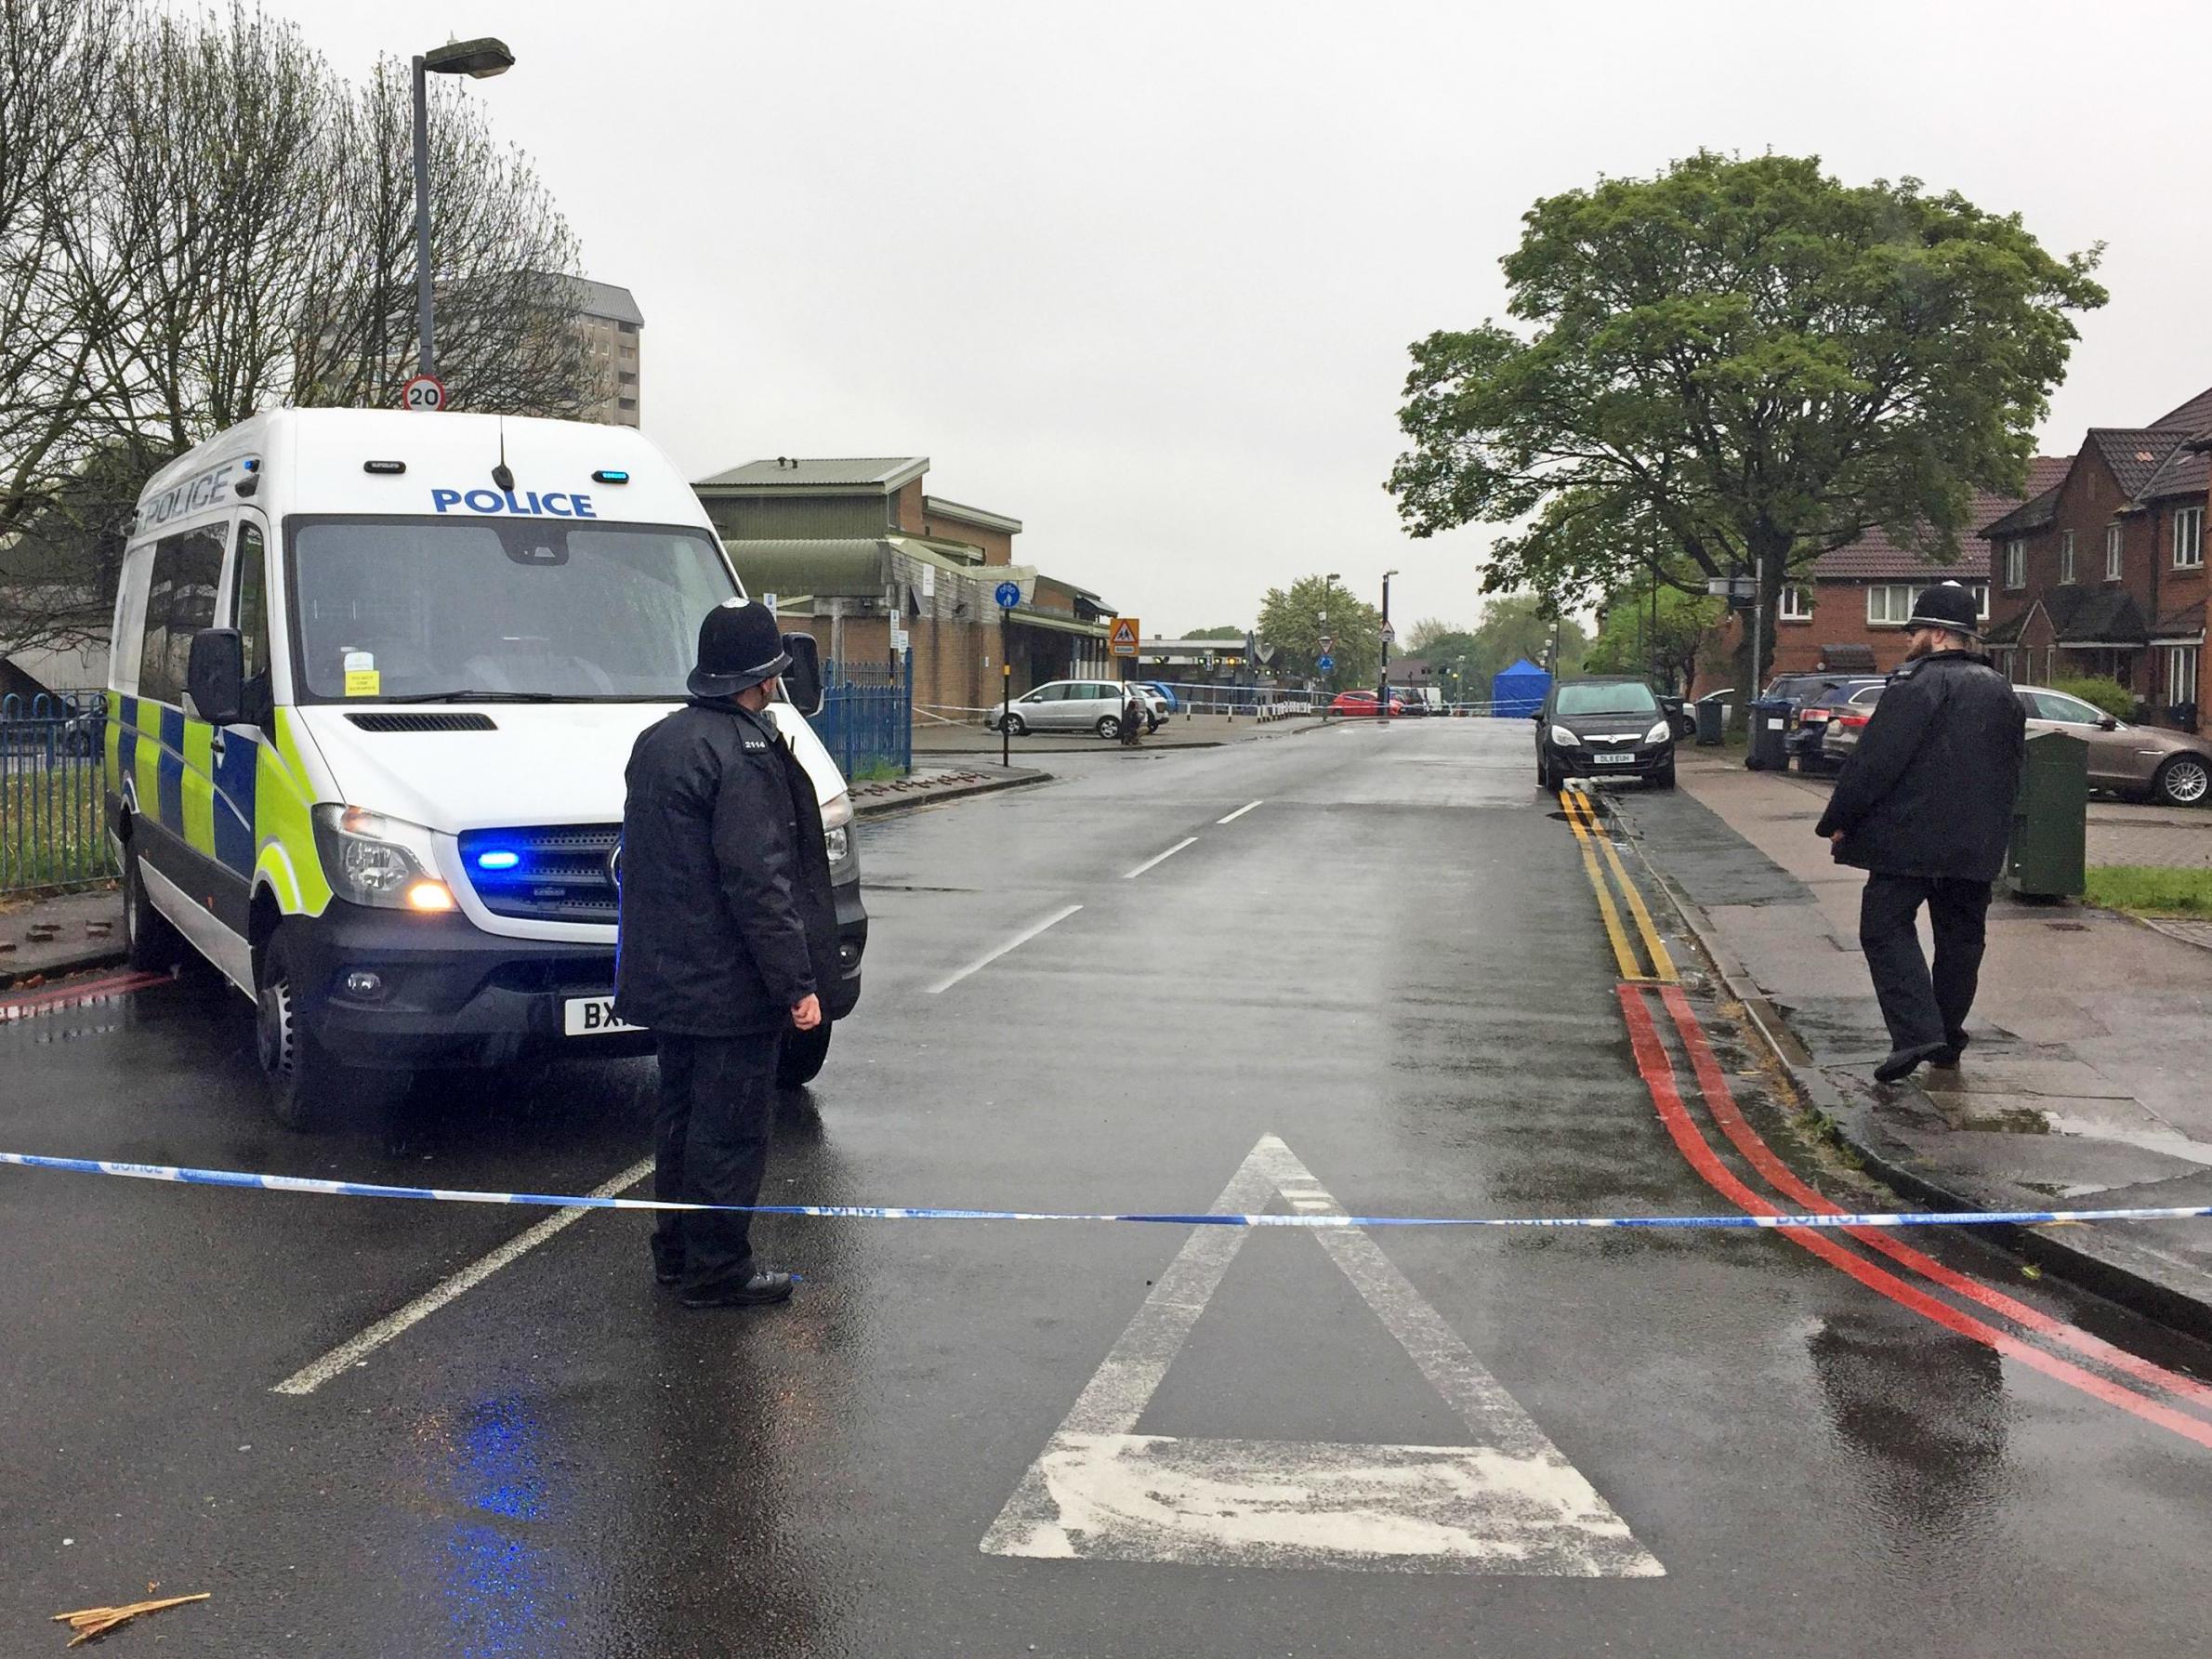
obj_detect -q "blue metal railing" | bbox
[807,657,913,779]
[0,690,114,894]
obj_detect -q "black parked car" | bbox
[1796,677,1888,773]
[1534,677,1677,791]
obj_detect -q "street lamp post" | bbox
[412,37,516,381]
[1379,568,1399,707]
[1321,571,1341,700]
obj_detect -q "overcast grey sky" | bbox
[292,0,2208,636]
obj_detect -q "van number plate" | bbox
[564,996,641,1036]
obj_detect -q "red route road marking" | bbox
[0,969,170,1016]
[1656,981,2212,1415]
[1617,983,2212,1455]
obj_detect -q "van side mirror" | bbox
[186,627,244,726]
[780,631,823,718]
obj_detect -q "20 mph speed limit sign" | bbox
[400,375,448,413]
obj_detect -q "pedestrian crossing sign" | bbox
[1111,617,1140,658]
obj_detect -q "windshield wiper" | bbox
[381,690,571,704]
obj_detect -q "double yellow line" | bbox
[1560,787,1677,984]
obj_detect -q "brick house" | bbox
[1742,458,2069,682]
[691,457,1118,720]
[1982,387,2210,728]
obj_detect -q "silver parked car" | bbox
[2016,686,2212,806]
[990,678,1154,738]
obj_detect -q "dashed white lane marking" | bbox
[981,1135,1662,1576]
[1123,837,1198,879]
[926,903,1085,994]
[1217,799,1264,824]
[271,1155,655,1396]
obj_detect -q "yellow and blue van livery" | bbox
[110,409,864,1127]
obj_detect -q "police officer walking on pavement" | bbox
[613,599,831,1308]
[1814,582,2025,1084]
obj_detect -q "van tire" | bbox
[777,1022,832,1088]
[256,930,410,1130]
[122,842,185,973]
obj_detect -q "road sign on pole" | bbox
[1316,654,1335,673]
[1110,617,1140,660]
[994,580,1022,611]
[400,374,447,413]
[1378,621,1396,644]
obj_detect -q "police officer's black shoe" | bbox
[679,1269,795,1308]
[1875,1044,1949,1084]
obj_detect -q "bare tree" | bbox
[3,3,603,663]
[91,3,335,451]
[0,0,126,546]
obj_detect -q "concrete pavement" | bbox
[1618,750,2212,1336]
[6,720,2212,1655]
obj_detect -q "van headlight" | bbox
[313,805,453,911]
[1548,724,1577,747]
[1645,719,1672,744]
[822,793,856,877]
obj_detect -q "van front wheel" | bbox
[256,931,409,1130]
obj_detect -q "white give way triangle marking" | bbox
[981,1135,1664,1576]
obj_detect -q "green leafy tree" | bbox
[1388,151,2104,696]
[1257,575,1382,688]
[1468,592,1586,681]
[1581,579,1722,694]
[1404,617,1468,653]
[1181,625,1246,640]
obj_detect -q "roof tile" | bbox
[1814,458,2068,580]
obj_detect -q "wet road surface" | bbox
[5,718,2212,1654]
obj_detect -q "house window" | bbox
[1779,584,1812,621]
[2177,507,2205,571]
[2171,645,2202,710]
[1867,583,1988,625]
[2060,530,2075,584]
[2106,523,2124,580]
[2003,539,2026,589]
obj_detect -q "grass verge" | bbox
[2085,864,2212,917]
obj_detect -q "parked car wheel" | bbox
[1095,715,1121,739]
[1651,760,1677,790]
[122,840,184,973]
[777,1022,832,1088]
[999,712,1027,737]
[2153,754,2210,808]
[1536,753,1555,793]
[256,930,409,1130]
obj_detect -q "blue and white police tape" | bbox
[6,1150,2212,1231]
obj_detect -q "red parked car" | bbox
[1330,690,1410,718]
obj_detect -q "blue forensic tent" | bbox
[1491,658,1550,718]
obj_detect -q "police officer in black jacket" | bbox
[1813,582,2025,1084]
[613,600,823,1308]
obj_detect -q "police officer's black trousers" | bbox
[1858,873,1994,1058]
[652,1032,781,1289]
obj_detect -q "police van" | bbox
[106,408,866,1126]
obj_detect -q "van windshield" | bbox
[286,517,738,702]
[1554,682,1659,718]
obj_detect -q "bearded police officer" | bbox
[614,600,833,1308]
[1814,582,2025,1084]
